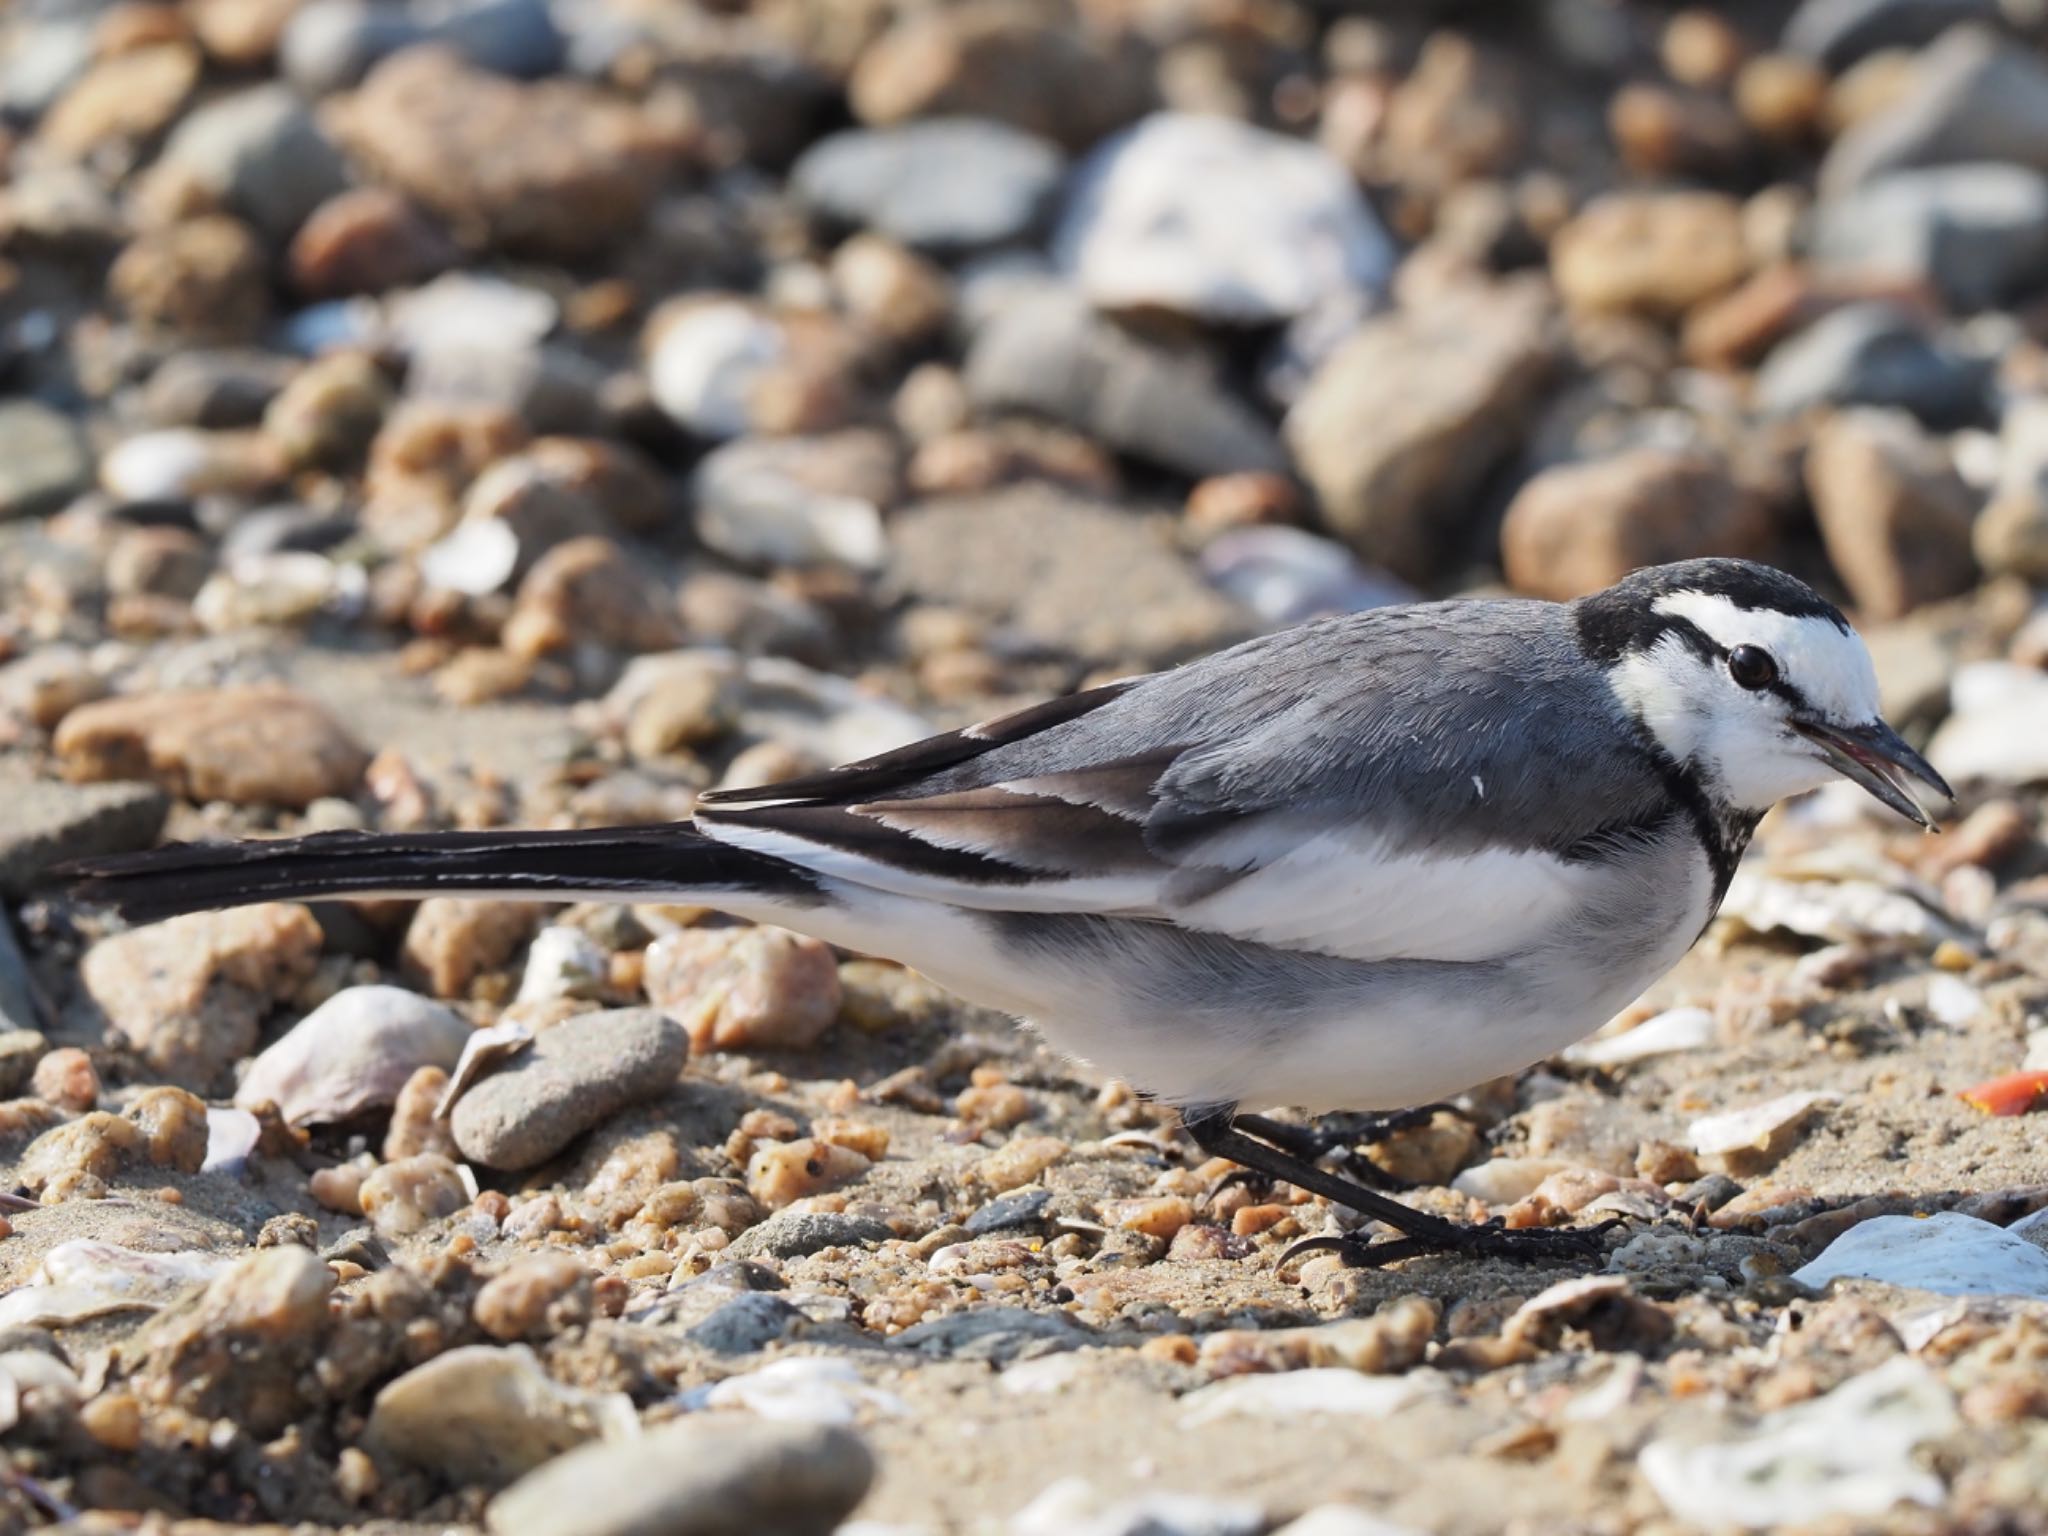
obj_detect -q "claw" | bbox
[1278,1218,1619,1274]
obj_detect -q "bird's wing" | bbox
[697,604,1677,961]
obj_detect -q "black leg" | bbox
[1181,1102,1611,1270]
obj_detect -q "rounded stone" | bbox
[450,1009,687,1171]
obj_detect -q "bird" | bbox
[64,557,1953,1267]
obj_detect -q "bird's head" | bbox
[1576,559,1954,827]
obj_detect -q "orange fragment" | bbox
[1959,1071,2048,1117]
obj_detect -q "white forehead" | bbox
[1655,590,1880,720]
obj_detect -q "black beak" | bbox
[1792,717,1955,830]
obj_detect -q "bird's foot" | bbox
[1280,1217,1621,1272]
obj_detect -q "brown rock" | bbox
[288,187,459,297]
[1682,265,1831,370]
[32,1047,100,1112]
[384,1064,459,1162]
[848,0,1152,152]
[643,926,842,1053]
[38,42,199,159]
[525,437,671,535]
[329,48,680,259]
[502,536,686,660]
[1610,83,1750,177]
[359,1153,468,1238]
[80,905,322,1087]
[55,686,369,806]
[473,1252,592,1341]
[1551,191,1749,318]
[401,899,546,999]
[1736,54,1831,142]
[1376,33,1522,195]
[364,403,533,552]
[1662,9,1748,88]
[746,1136,872,1209]
[1805,408,1978,620]
[1501,448,1773,601]
[105,526,212,600]
[189,0,302,66]
[136,1246,335,1436]
[829,232,953,346]
[263,351,393,470]
[108,216,270,343]
[1286,280,1556,584]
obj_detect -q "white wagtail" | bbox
[67,558,1952,1266]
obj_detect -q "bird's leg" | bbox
[1181,1103,1611,1269]
[1230,1106,1465,1192]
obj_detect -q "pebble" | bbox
[1754,303,1990,426]
[80,904,322,1088]
[686,1291,809,1353]
[449,1008,687,1170]
[644,927,842,1054]
[0,401,93,521]
[38,41,200,159]
[698,1357,905,1425]
[32,1047,99,1112]
[1551,190,1749,317]
[1178,1369,1441,1427]
[1821,28,2048,194]
[692,433,895,572]
[1013,1479,1264,1536]
[1503,448,1769,602]
[358,1152,468,1238]
[645,300,788,440]
[0,776,167,901]
[401,899,544,999]
[151,83,350,242]
[134,1245,334,1435]
[368,1343,635,1486]
[746,1137,874,1209]
[1926,661,2048,785]
[504,536,687,660]
[965,291,1287,480]
[1198,527,1416,627]
[1808,165,2048,313]
[109,216,272,344]
[1973,395,2048,580]
[485,1418,873,1536]
[792,117,1064,256]
[1805,407,1978,620]
[234,985,471,1126]
[514,926,608,1005]
[727,1209,897,1261]
[1286,280,1555,585]
[99,427,284,502]
[1054,112,1395,324]
[55,686,369,807]
[289,186,460,297]
[18,1087,210,1198]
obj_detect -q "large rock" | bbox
[1755,303,1991,426]
[328,47,678,258]
[54,687,369,808]
[966,291,1287,479]
[1807,164,2048,312]
[1285,280,1556,584]
[0,402,92,521]
[791,118,1063,256]
[1821,28,2048,194]
[643,928,841,1053]
[450,1008,688,1170]
[1550,191,1749,318]
[81,904,324,1088]
[1805,408,1978,619]
[151,83,350,241]
[1784,0,2007,69]
[889,487,1253,666]
[1053,112,1395,324]
[487,1418,873,1536]
[0,775,167,901]
[850,0,1153,152]
[1500,449,1773,601]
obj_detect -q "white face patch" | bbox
[1606,589,1887,812]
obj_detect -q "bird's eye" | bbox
[1727,645,1778,691]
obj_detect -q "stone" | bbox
[100,428,285,502]
[691,432,896,572]
[1784,0,2005,69]
[0,777,167,900]
[1821,28,2048,194]
[1976,396,2048,579]
[1808,165,2048,312]
[264,351,394,471]
[1501,449,1772,601]
[890,486,1253,666]
[1551,191,1749,318]
[55,687,369,808]
[725,1210,897,1262]
[329,48,678,259]
[431,0,565,79]
[108,216,271,344]
[280,0,428,94]
[235,985,472,1127]
[0,402,92,521]
[1053,112,1395,324]
[965,291,1286,479]
[151,83,350,241]
[2,21,93,120]
[288,187,460,297]
[829,233,954,345]
[450,1009,687,1171]
[644,299,787,441]
[685,1291,808,1352]
[358,1153,468,1238]
[643,928,842,1053]
[141,351,297,430]
[1285,280,1556,584]
[1805,408,1978,619]
[502,537,688,660]
[401,900,545,999]
[792,118,1064,256]
[37,42,200,159]
[80,904,323,1088]
[190,0,303,67]
[369,1343,631,1487]
[487,1418,872,1536]
[1760,303,1993,428]
[849,0,1152,152]
[106,526,212,600]
[137,1246,335,1435]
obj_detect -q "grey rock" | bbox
[407,344,609,438]
[0,401,91,521]
[892,1307,1091,1363]
[1199,526,1418,628]
[450,1009,687,1170]
[725,1210,896,1261]
[219,505,360,558]
[486,1418,873,1536]
[965,1187,1054,1235]
[1822,28,2048,194]
[431,0,565,79]
[0,1027,46,1095]
[685,1292,808,1353]
[157,85,350,242]
[1808,164,2048,311]
[0,20,91,119]
[890,486,1254,667]
[792,118,1064,256]
[1755,304,1992,426]
[281,0,429,95]
[0,777,168,900]
[965,291,1287,478]
[143,352,298,430]
[1785,0,2006,69]
[0,918,41,1036]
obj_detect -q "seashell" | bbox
[202,1106,262,1174]
[693,1357,905,1425]
[1792,1212,2048,1298]
[435,1018,533,1118]
[1564,1006,1715,1066]
[235,985,471,1126]
[0,1240,229,1329]
[1720,869,1969,949]
[515,925,608,1005]
[1450,1157,1573,1206]
[1688,1091,1838,1162]
[1178,1367,1443,1426]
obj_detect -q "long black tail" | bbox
[60,824,823,925]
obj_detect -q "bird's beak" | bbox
[1792,717,1955,829]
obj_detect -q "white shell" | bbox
[235,985,472,1126]
[514,925,609,1005]
[1178,1368,1443,1426]
[1719,869,1968,948]
[1688,1091,1838,1157]
[1563,1006,1716,1066]
[1793,1211,2048,1298]
[696,1357,905,1425]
